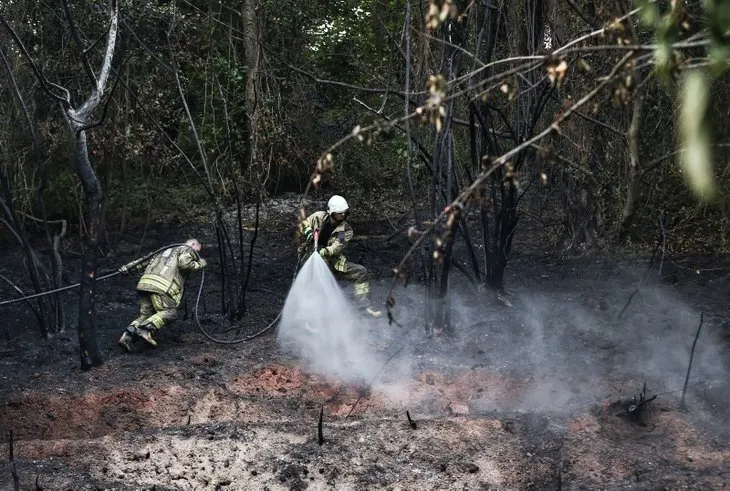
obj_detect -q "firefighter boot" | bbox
[118,329,136,353]
[358,295,382,318]
[355,282,382,318]
[365,306,383,318]
[133,325,158,348]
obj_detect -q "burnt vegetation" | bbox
[0,0,729,489]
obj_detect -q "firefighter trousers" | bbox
[132,292,178,331]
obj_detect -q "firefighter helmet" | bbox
[327,195,349,214]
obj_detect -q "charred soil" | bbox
[1,209,729,490]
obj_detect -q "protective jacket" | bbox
[300,211,352,272]
[125,245,206,305]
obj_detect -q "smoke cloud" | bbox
[278,254,728,428]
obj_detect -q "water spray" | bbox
[194,230,319,344]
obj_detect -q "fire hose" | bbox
[0,241,307,345]
[195,229,319,343]
[0,243,187,308]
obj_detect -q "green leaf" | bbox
[635,0,659,26]
[678,71,716,201]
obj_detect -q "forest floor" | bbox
[1,196,729,490]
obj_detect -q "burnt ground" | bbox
[1,199,729,490]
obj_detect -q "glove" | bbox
[304,228,313,242]
[318,248,328,257]
[119,265,129,275]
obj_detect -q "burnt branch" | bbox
[346,345,406,417]
[547,92,627,139]
[8,430,19,491]
[681,312,705,409]
[617,212,667,319]
[406,411,417,429]
[73,54,128,136]
[386,51,636,323]
[0,273,42,323]
[615,381,657,426]
[317,406,325,445]
[0,15,71,105]
[564,0,596,28]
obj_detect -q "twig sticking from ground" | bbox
[346,344,406,418]
[618,381,657,426]
[8,430,19,491]
[628,381,657,415]
[406,411,417,429]
[658,211,667,277]
[618,213,666,319]
[318,406,325,445]
[681,312,705,409]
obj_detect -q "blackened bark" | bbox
[74,132,104,370]
[2,0,118,368]
[488,180,518,290]
[484,168,518,291]
[0,178,51,335]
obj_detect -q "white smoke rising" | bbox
[277,254,384,384]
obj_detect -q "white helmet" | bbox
[327,195,349,214]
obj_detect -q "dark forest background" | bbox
[1,0,729,367]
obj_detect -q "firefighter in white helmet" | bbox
[299,195,382,318]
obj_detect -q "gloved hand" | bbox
[304,228,313,243]
[119,265,129,275]
[318,248,329,257]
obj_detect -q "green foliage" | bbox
[678,71,716,201]
[635,0,730,203]
[2,0,729,256]
[634,0,684,83]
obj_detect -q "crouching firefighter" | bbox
[299,195,382,318]
[117,238,207,352]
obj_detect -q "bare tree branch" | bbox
[62,0,97,86]
[0,14,71,105]
[385,50,636,317]
[564,0,596,28]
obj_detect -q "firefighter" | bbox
[117,238,207,352]
[299,195,382,318]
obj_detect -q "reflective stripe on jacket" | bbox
[300,210,352,272]
[135,245,206,305]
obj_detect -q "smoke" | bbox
[278,253,728,425]
[277,254,386,385]
[409,261,730,416]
